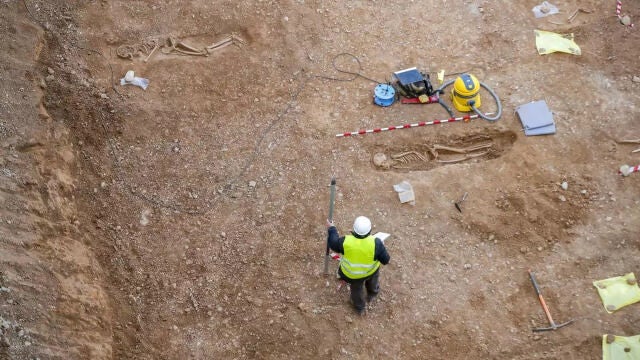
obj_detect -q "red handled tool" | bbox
[400,94,441,104]
[528,270,574,332]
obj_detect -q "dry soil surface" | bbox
[1,0,640,359]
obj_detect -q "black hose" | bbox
[471,82,502,122]
[436,79,456,96]
[438,97,454,118]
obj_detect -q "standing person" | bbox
[327,216,390,315]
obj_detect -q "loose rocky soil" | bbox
[1,0,639,359]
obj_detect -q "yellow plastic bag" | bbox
[593,273,640,313]
[602,334,640,360]
[534,30,581,55]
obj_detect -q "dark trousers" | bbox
[347,270,380,312]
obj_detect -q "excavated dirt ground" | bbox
[1,0,640,359]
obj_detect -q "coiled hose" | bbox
[436,78,503,122]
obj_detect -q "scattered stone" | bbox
[46,74,55,82]
[633,76,640,83]
[220,232,226,238]
[606,304,616,312]
[627,278,637,286]
[463,263,472,270]
[140,210,151,226]
[488,234,495,242]
[537,246,543,252]
[24,341,31,346]
[558,195,566,202]
[606,334,616,344]
[520,246,528,254]
[533,335,542,341]
[248,181,257,188]
[580,190,587,195]
[621,15,632,26]
[606,217,612,222]
[100,93,108,99]
[47,67,55,75]
[560,181,568,190]
[345,316,353,323]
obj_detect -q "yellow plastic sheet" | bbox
[534,30,581,55]
[602,334,640,360]
[593,273,640,313]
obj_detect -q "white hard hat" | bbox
[353,216,372,236]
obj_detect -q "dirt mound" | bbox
[0,3,111,359]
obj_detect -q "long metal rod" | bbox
[323,178,337,275]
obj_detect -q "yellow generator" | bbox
[451,73,481,112]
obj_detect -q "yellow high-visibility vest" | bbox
[340,235,380,279]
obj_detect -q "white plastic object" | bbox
[372,232,390,243]
[120,72,150,90]
[124,70,135,82]
[393,181,415,205]
[620,165,632,177]
[532,1,559,18]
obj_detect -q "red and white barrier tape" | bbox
[616,0,634,27]
[619,164,640,176]
[616,0,622,15]
[336,114,485,137]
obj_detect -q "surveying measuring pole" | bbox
[323,178,337,275]
[335,114,492,138]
